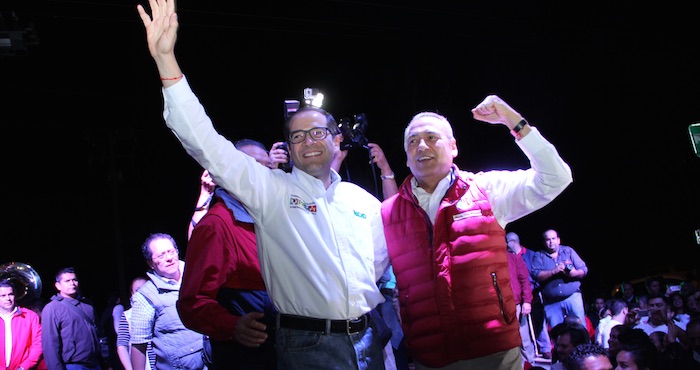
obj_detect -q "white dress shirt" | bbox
[162,77,390,320]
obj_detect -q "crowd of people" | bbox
[503,227,700,370]
[1,0,698,370]
[526,275,700,370]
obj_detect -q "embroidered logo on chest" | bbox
[289,195,317,214]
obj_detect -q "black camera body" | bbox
[338,113,369,150]
[564,263,575,273]
[278,142,293,172]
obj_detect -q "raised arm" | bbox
[330,147,348,174]
[471,95,532,140]
[367,143,398,199]
[269,141,290,169]
[188,169,216,240]
[470,95,573,227]
[137,0,183,86]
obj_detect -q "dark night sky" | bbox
[2,1,699,310]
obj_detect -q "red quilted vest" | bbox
[381,168,521,367]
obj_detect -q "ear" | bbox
[450,138,458,158]
[55,281,61,291]
[333,133,342,150]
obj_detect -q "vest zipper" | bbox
[491,271,513,324]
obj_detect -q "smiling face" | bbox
[404,113,457,193]
[287,110,340,180]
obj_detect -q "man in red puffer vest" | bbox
[381,95,573,370]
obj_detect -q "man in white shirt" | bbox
[595,298,627,348]
[634,294,687,345]
[137,1,391,368]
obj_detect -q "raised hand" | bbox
[471,95,523,129]
[367,143,391,173]
[200,169,217,194]
[269,141,289,169]
[330,147,348,173]
[137,0,177,59]
[137,0,183,85]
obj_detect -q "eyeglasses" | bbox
[152,249,178,263]
[288,127,332,144]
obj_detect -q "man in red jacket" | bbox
[0,279,43,370]
[507,251,535,367]
[177,139,280,370]
[381,95,573,369]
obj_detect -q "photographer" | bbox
[531,229,589,331]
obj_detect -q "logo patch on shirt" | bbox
[353,210,367,219]
[456,198,474,211]
[289,195,317,214]
[453,209,482,221]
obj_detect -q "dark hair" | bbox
[645,275,665,291]
[611,323,632,334]
[141,233,178,261]
[0,278,14,290]
[55,267,77,282]
[283,106,340,143]
[646,293,669,306]
[233,138,267,152]
[566,343,610,370]
[618,328,660,369]
[551,322,591,347]
[648,331,666,349]
[609,324,633,366]
[670,292,691,319]
[130,276,149,293]
[608,298,628,316]
[620,281,634,295]
[542,228,559,239]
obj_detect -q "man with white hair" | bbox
[381,97,573,369]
